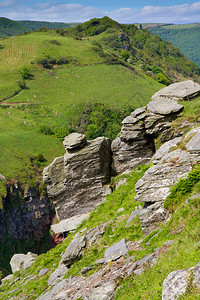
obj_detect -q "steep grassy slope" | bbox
[0,29,164,190]
[149,24,200,67]
[0,162,199,299]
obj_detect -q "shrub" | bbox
[17,79,26,89]
[49,40,61,45]
[38,125,54,135]
[156,73,171,86]
[121,50,129,61]
[19,67,34,80]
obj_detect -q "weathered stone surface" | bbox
[44,136,112,221]
[147,99,183,115]
[111,137,153,174]
[186,131,200,153]
[1,274,13,285]
[51,213,89,234]
[140,202,169,234]
[60,236,86,267]
[112,83,184,174]
[131,106,146,117]
[126,206,143,224]
[193,262,200,289]
[63,132,87,150]
[38,268,48,277]
[152,137,182,163]
[90,281,116,300]
[116,178,127,189]
[48,264,68,286]
[134,138,200,234]
[84,223,108,248]
[152,80,200,102]
[162,268,192,300]
[10,252,38,273]
[104,238,128,263]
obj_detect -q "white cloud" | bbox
[1,1,200,23]
[110,2,200,23]
[0,1,104,22]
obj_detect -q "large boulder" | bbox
[43,135,112,221]
[152,80,200,102]
[10,252,38,273]
[162,262,200,300]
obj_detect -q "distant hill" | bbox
[0,17,78,36]
[148,23,200,67]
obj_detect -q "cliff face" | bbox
[43,134,112,221]
[0,182,53,273]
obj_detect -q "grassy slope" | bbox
[0,30,163,183]
[0,163,199,299]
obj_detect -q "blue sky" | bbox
[1,0,200,23]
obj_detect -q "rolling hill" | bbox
[149,23,200,67]
[0,17,77,36]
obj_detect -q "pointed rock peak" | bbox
[63,132,87,150]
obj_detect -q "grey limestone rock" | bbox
[44,135,112,221]
[63,132,87,150]
[104,238,128,263]
[140,202,169,234]
[111,83,184,174]
[48,264,68,286]
[51,213,89,234]
[186,131,200,153]
[126,206,143,224]
[152,137,182,164]
[10,252,38,273]
[134,145,200,234]
[147,99,183,115]
[60,235,86,267]
[152,80,200,102]
[162,267,193,300]
[38,268,48,277]
[84,222,108,248]
[90,281,116,300]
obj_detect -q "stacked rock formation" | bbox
[43,133,112,221]
[44,80,200,225]
[112,80,200,174]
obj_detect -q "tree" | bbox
[121,50,129,61]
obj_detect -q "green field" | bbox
[0,30,163,184]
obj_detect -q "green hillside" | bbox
[0,17,27,36]
[0,17,199,189]
[149,24,200,67]
[0,17,77,37]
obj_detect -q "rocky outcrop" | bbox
[134,131,200,234]
[162,262,200,300]
[43,134,112,221]
[10,252,38,273]
[111,101,183,174]
[37,239,174,300]
[152,80,200,102]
